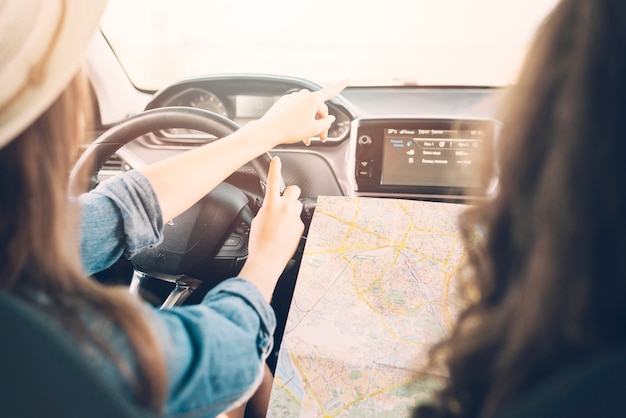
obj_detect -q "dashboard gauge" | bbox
[326,111,351,141]
[328,118,351,140]
[151,82,355,143]
[155,88,230,141]
[187,89,229,117]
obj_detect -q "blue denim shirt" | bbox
[79,170,276,417]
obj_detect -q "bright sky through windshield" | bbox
[101,0,561,89]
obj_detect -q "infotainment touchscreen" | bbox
[353,118,497,196]
[381,125,487,188]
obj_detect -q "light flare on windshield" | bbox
[101,0,560,89]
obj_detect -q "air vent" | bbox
[98,154,128,181]
[103,153,125,171]
[138,132,217,149]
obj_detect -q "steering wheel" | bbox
[70,107,278,305]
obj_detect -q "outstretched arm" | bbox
[139,83,346,223]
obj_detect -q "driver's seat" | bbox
[0,291,153,418]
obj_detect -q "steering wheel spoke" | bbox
[159,277,203,310]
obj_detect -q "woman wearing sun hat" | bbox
[0,0,343,416]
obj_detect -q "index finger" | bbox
[314,79,349,102]
[265,156,283,199]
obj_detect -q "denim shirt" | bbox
[78,170,276,417]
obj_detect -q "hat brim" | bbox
[0,0,107,148]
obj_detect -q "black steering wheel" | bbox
[70,106,277,285]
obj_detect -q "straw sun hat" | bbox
[0,0,107,148]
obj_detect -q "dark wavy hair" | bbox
[413,0,626,416]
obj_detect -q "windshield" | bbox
[101,0,560,90]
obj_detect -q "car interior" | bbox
[3,0,624,417]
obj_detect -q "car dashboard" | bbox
[103,73,505,205]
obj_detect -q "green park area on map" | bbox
[268,196,470,418]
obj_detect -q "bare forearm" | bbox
[139,83,344,222]
[139,120,274,222]
[237,258,286,303]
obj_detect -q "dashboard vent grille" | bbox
[102,153,125,172]
[137,132,217,150]
[97,153,129,182]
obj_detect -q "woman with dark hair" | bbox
[412,0,626,416]
[0,0,342,417]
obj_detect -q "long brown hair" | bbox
[0,72,168,413]
[414,0,626,416]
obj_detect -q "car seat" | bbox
[0,291,153,418]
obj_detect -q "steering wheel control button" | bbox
[224,235,242,247]
[235,223,249,235]
[357,160,373,178]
